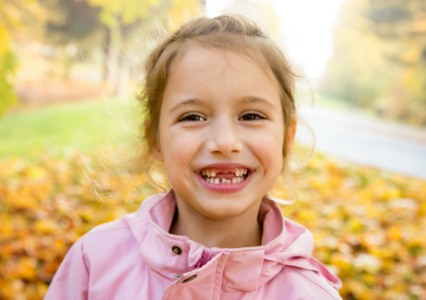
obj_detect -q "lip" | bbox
[196,163,253,172]
[195,163,253,193]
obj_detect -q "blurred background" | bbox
[0,0,425,299]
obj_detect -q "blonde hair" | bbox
[140,14,296,162]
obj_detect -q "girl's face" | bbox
[155,46,294,222]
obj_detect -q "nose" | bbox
[206,117,242,155]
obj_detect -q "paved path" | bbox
[298,106,426,180]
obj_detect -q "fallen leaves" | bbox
[276,154,426,300]
[0,152,425,299]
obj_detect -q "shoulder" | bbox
[67,212,149,283]
[87,215,134,236]
[268,266,342,300]
[78,213,139,254]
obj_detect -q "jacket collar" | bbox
[124,190,341,292]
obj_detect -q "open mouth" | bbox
[200,168,249,185]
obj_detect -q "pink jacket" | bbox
[45,191,342,299]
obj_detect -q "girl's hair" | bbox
[140,14,296,162]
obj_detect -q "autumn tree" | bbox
[0,0,47,115]
[83,0,202,93]
[0,14,17,116]
[40,0,104,79]
[320,0,426,125]
[365,0,426,123]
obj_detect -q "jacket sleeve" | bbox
[44,238,89,300]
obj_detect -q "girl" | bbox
[46,14,342,299]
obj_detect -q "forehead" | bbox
[168,43,277,86]
[162,45,282,114]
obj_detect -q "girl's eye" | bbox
[178,113,206,122]
[240,113,266,121]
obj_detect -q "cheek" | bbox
[253,133,284,166]
[160,132,199,167]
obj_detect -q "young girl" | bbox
[46,14,342,299]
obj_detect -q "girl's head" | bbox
[142,14,297,163]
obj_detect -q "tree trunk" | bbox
[102,25,111,82]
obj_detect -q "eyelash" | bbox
[239,112,266,121]
[178,113,206,122]
[178,112,267,122]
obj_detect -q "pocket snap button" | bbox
[172,245,182,255]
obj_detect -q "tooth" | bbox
[214,178,219,184]
[211,171,216,177]
[232,178,237,184]
[237,177,242,183]
[243,169,247,175]
[221,178,226,184]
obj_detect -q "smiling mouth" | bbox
[201,168,249,185]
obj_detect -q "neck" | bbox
[169,204,262,249]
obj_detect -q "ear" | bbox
[151,144,163,162]
[285,117,297,151]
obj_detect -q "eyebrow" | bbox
[240,96,276,109]
[169,95,276,113]
[169,98,203,114]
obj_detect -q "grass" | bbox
[0,99,141,160]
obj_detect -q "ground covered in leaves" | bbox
[1,152,425,299]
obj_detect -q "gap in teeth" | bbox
[201,168,247,178]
